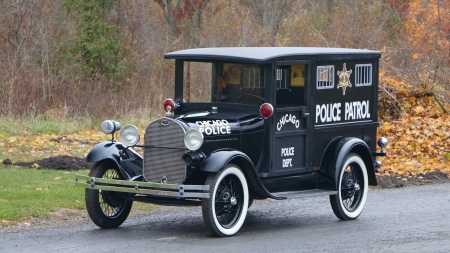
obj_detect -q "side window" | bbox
[276,68,290,89]
[316,65,335,90]
[355,64,372,87]
[276,65,305,89]
[276,64,306,108]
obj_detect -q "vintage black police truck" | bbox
[76,47,388,237]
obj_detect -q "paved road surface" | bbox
[2,183,450,253]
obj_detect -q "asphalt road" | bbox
[2,183,450,253]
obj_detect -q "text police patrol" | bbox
[315,100,371,124]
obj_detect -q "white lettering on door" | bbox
[281,147,295,168]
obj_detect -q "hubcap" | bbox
[230,197,237,206]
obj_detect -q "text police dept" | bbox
[315,100,371,124]
[196,120,231,135]
[281,147,294,168]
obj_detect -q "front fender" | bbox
[319,137,377,190]
[87,141,143,179]
[200,151,285,200]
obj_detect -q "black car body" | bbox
[76,47,388,237]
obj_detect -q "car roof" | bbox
[164,47,381,64]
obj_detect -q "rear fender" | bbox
[87,141,142,179]
[200,151,284,200]
[319,137,377,190]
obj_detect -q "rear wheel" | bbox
[202,164,249,237]
[330,153,368,220]
[85,161,133,228]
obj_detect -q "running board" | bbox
[272,189,337,199]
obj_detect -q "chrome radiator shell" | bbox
[143,118,186,184]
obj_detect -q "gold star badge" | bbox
[337,63,352,95]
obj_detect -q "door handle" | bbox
[302,112,310,128]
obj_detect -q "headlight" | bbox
[120,124,140,146]
[184,129,204,151]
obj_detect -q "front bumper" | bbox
[75,174,210,199]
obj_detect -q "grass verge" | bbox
[0,115,151,163]
[0,165,87,222]
[0,164,155,225]
[0,116,158,225]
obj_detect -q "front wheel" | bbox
[202,164,249,237]
[330,153,368,220]
[85,161,133,228]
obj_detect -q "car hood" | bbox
[176,110,264,135]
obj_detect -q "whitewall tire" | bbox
[202,164,249,237]
[330,153,368,220]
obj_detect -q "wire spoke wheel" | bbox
[202,164,249,237]
[85,161,133,228]
[340,165,363,212]
[214,174,244,228]
[330,153,368,220]
[98,169,126,218]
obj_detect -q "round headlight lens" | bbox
[120,124,140,146]
[184,129,204,151]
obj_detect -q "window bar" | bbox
[255,67,257,88]
[248,68,251,88]
[329,68,332,87]
[363,66,365,85]
[321,69,324,88]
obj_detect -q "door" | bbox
[271,61,310,176]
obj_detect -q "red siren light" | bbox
[163,98,177,112]
[260,103,274,119]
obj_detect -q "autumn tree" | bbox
[154,0,208,41]
[404,0,450,78]
[239,0,293,46]
[63,0,124,80]
[0,0,39,115]
[387,0,450,112]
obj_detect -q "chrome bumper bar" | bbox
[75,174,210,199]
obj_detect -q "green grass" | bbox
[0,113,155,137]
[0,164,156,223]
[0,116,97,136]
[0,165,88,221]
[0,115,154,163]
[0,115,159,223]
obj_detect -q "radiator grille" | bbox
[143,118,186,184]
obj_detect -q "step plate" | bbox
[273,189,337,199]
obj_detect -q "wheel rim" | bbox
[214,174,244,229]
[340,163,364,212]
[99,168,127,218]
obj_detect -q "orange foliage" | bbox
[404,0,450,63]
[378,76,450,177]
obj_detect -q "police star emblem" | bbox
[337,63,352,95]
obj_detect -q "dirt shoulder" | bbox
[376,171,450,188]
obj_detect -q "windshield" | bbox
[183,62,265,105]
